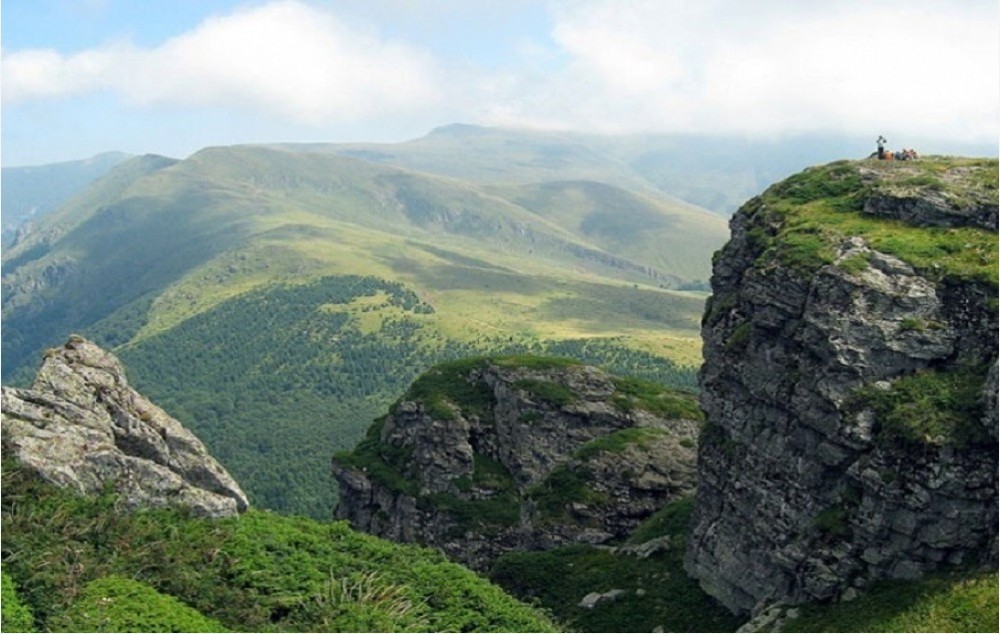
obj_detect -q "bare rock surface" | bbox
[1,335,248,517]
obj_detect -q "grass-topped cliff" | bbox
[691,156,998,619]
[743,157,997,285]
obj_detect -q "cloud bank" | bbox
[3,0,997,143]
[2,1,441,123]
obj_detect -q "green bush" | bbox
[1,462,557,633]
[49,576,225,633]
[2,571,35,632]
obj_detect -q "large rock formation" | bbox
[1,335,249,517]
[333,357,700,570]
[685,158,998,615]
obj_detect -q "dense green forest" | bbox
[106,274,697,517]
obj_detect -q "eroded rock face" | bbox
[685,160,998,615]
[1,335,249,517]
[333,361,699,570]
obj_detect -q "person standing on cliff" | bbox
[877,135,887,159]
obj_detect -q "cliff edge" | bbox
[685,157,998,615]
[1,335,249,517]
[333,356,701,569]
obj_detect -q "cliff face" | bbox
[333,357,700,570]
[1,336,249,517]
[685,158,998,615]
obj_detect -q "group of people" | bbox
[871,135,919,161]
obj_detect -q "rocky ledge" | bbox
[685,157,998,616]
[333,357,701,570]
[1,335,248,517]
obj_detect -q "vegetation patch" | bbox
[333,417,417,497]
[489,496,741,633]
[403,357,495,421]
[856,367,989,448]
[1,572,35,633]
[514,378,577,407]
[783,570,999,633]
[0,461,557,633]
[756,160,998,287]
[573,427,668,461]
[528,464,605,521]
[50,576,226,633]
[612,376,703,421]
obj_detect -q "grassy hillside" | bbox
[2,143,718,516]
[0,460,558,633]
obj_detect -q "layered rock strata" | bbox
[685,159,998,615]
[1,335,248,517]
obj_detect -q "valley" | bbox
[1,127,729,516]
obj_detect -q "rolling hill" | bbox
[1,139,727,517]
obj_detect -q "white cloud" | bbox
[487,0,999,141]
[1,1,442,123]
[2,0,996,147]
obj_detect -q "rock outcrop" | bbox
[685,158,998,615]
[333,358,700,569]
[1,335,248,517]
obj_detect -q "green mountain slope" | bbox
[1,142,722,516]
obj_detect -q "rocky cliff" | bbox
[1,335,248,517]
[333,356,701,570]
[685,157,998,615]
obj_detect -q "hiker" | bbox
[876,135,887,159]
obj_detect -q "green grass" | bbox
[514,378,578,407]
[402,357,496,421]
[855,367,990,448]
[756,159,998,287]
[611,376,704,420]
[489,496,741,632]
[1,572,35,633]
[784,570,999,633]
[50,576,227,633]
[1,460,557,633]
[573,427,668,461]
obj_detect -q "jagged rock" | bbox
[1,335,248,517]
[334,359,700,570]
[685,159,998,616]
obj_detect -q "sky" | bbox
[2,0,998,166]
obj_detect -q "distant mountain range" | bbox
[1,126,735,516]
[1,151,132,247]
[3,124,991,516]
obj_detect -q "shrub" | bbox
[49,576,225,633]
[2,572,35,633]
